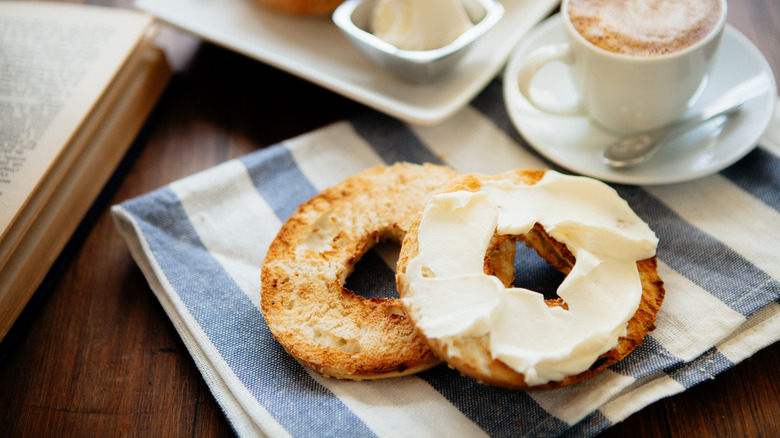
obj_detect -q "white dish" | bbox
[333,0,503,83]
[135,0,559,126]
[503,14,777,185]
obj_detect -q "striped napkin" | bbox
[111,80,780,438]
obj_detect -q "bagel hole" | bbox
[343,240,401,300]
[510,237,568,302]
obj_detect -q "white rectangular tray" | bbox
[135,0,559,125]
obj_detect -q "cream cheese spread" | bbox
[402,171,658,385]
[370,0,475,51]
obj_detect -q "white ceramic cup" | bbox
[516,0,728,134]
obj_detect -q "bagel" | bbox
[396,169,665,390]
[250,0,344,15]
[261,163,519,379]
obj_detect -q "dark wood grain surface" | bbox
[1,0,778,436]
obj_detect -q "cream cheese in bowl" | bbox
[371,0,475,51]
[333,0,504,83]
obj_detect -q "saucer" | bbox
[503,14,777,185]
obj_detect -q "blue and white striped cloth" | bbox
[111,79,780,438]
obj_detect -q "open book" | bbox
[0,2,172,341]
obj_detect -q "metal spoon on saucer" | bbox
[601,74,772,168]
[601,95,746,168]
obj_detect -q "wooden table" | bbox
[1,0,778,436]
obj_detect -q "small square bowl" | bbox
[333,0,504,83]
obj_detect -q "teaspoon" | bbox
[601,98,745,168]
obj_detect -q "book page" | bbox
[0,2,154,238]
[0,46,171,340]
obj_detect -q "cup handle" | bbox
[516,43,584,116]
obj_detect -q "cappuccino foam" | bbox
[567,0,722,56]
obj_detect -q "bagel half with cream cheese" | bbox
[396,169,665,390]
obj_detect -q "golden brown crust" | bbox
[250,0,344,15]
[261,163,459,380]
[396,168,665,390]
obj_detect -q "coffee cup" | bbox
[515,0,727,134]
